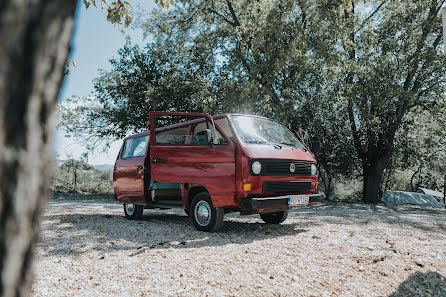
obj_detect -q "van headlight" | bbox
[311,164,317,175]
[252,161,262,175]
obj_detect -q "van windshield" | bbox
[230,115,305,150]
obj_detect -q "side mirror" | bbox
[205,129,213,147]
[311,140,321,153]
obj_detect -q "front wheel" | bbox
[191,192,224,232]
[123,203,144,220]
[260,211,288,224]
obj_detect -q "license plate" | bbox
[288,196,309,206]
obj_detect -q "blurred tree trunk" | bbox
[0,1,76,296]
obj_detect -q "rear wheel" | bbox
[123,203,144,220]
[191,192,224,232]
[260,211,288,224]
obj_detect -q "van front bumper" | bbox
[241,194,323,214]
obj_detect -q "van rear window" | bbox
[121,136,148,158]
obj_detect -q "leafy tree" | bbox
[383,103,446,193]
[333,0,446,203]
[60,158,94,192]
[52,159,113,194]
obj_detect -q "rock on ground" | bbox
[381,191,444,208]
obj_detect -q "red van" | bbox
[113,112,321,232]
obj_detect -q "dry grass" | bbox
[32,199,446,296]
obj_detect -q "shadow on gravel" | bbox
[292,202,446,234]
[40,200,445,257]
[388,271,446,297]
[40,211,307,257]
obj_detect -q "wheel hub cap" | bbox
[195,201,211,226]
[126,203,135,215]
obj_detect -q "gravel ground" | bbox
[32,199,446,296]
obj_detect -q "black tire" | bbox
[184,208,191,217]
[123,203,144,220]
[260,211,289,224]
[191,192,224,232]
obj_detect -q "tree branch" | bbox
[225,0,240,27]
[207,7,237,27]
[357,0,388,32]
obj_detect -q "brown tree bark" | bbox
[0,1,76,296]
[362,157,388,204]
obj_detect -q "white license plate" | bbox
[288,196,309,206]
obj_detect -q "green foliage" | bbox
[384,102,446,192]
[82,0,174,30]
[83,0,133,28]
[51,159,113,194]
[64,59,77,76]
[334,176,363,201]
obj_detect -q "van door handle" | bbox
[152,158,168,163]
[136,166,143,172]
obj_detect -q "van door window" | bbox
[156,126,189,144]
[192,120,228,145]
[121,136,148,158]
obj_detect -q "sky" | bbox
[54,0,156,165]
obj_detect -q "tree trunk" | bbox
[73,168,77,193]
[410,167,421,192]
[323,175,335,199]
[317,164,335,199]
[0,1,76,297]
[362,158,387,204]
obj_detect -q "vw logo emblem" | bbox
[289,163,296,173]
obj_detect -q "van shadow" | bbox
[388,271,446,297]
[40,210,307,257]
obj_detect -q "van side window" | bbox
[122,136,148,158]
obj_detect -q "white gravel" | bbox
[32,199,446,296]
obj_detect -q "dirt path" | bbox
[32,200,446,296]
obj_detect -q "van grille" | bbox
[263,181,312,193]
[259,160,313,176]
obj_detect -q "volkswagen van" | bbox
[113,112,321,232]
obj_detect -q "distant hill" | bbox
[94,164,114,171]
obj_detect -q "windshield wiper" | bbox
[245,139,267,144]
[279,142,295,146]
[279,141,307,151]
